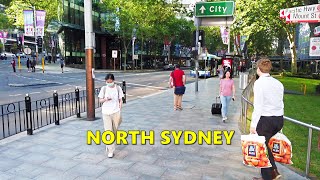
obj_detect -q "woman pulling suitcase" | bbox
[219,71,235,123]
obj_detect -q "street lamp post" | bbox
[132,36,136,70]
[84,0,95,121]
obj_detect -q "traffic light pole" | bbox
[84,0,95,121]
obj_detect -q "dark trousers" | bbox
[256,116,284,180]
[12,66,16,72]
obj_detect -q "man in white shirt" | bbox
[250,59,284,180]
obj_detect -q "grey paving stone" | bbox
[0,148,27,159]
[0,157,22,171]
[124,152,158,164]
[98,168,140,180]
[26,144,57,153]
[129,162,166,177]
[6,163,57,179]
[0,171,15,180]
[98,158,134,169]
[66,163,108,178]
[154,158,190,170]
[16,152,52,165]
[160,169,202,180]
[72,152,106,164]
[34,171,78,180]
[41,158,79,171]
[50,148,81,159]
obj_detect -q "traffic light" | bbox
[37,37,43,47]
[193,30,205,47]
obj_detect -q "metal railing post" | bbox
[306,127,313,176]
[53,91,59,125]
[25,94,33,135]
[122,80,126,104]
[75,87,81,118]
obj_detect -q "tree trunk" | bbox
[286,30,298,74]
[124,47,127,72]
[141,36,144,70]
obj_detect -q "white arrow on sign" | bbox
[200,6,206,14]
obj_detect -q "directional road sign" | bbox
[195,1,235,17]
[280,4,320,23]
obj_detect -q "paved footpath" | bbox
[0,77,307,180]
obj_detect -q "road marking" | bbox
[9,94,22,97]
[30,92,41,95]
[126,94,134,97]
[125,82,166,90]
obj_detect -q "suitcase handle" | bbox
[216,96,220,104]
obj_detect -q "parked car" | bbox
[0,52,15,60]
[16,52,26,58]
[163,64,175,70]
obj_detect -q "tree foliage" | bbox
[233,0,303,73]
[5,0,59,29]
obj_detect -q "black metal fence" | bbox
[0,81,126,140]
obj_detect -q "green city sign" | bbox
[195,1,235,17]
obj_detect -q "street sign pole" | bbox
[195,18,199,92]
[84,0,95,121]
[114,58,116,71]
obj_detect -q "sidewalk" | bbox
[0,77,307,180]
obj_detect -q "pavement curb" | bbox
[8,82,59,87]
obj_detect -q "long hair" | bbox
[223,71,232,79]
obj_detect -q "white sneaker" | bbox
[108,152,114,158]
[222,117,227,123]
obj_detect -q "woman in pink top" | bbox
[219,71,235,122]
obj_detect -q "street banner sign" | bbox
[220,26,229,45]
[195,1,235,17]
[280,4,320,23]
[112,50,118,58]
[24,10,34,36]
[0,32,2,39]
[133,55,139,60]
[36,10,46,37]
[309,37,320,56]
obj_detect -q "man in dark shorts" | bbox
[169,64,186,111]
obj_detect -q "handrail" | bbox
[241,95,320,131]
[240,72,320,178]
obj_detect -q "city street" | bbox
[0,60,197,105]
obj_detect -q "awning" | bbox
[199,53,222,60]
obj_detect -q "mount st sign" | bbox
[195,1,235,17]
[280,4,320,23]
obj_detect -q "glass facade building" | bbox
[58,0,118,69]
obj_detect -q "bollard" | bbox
[122,80,126,104]
[75,87,81,118]
[53,91,60,125]
[25,94,33,135]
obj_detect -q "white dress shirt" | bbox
[251,73,284,129]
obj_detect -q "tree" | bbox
[0,13,11,30]
[5,0,60,29]
[233,0,303,74]
[101,0,184,70]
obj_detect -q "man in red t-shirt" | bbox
[169,64,186,110]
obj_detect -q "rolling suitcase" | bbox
[211,97,222,115]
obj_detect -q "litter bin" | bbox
[239,73,248,90]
